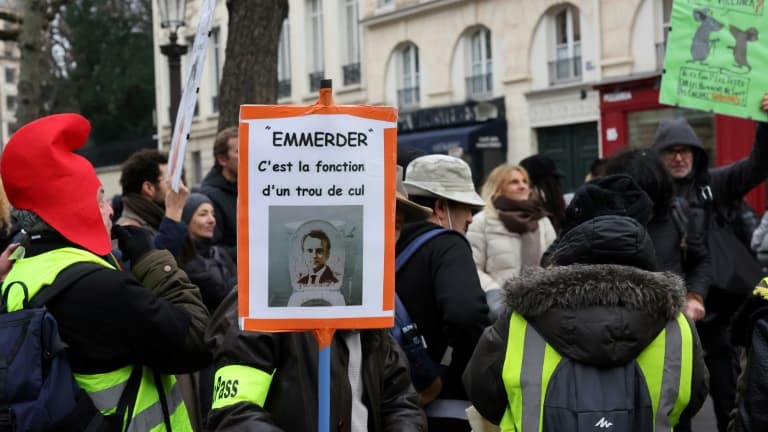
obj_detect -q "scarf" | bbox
[493,197,545,234]
[120,194,164,230]
[493,197,546,271]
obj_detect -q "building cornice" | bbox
[360,0,466,27]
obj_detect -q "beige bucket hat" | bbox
[396,165,432,222]
[404,154,485,208]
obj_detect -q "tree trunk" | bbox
[217,0,288,132]
[16,0,51,125]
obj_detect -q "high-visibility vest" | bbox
[500,312,694,432]
[2,247,192,432]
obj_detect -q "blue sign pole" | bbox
[318,344,331,432]
[314,328,334,432]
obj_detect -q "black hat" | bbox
[560,174,654,236]
[519,154,563,184]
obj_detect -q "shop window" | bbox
[549,5,581,85]
[465,27,492,99]
[627,109,715,165]
[397,44,420,109]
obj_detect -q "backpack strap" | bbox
[395,228,450,272]
[27,262,106,309]
[392,228,452,344]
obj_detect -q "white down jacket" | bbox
[467,210,557,292]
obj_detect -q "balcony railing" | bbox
[278,79,291,99]
[309,71,325,92]
[656,41,666,71]
[343,62,361,86]
[397,86,420,109]
[466,73,492,99]
[548,56,582,85]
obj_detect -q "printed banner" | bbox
[237,103,398,332]
[659,0,768,121]
[167,0,217,191]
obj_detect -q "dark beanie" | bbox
[519,154,562,184]
[182,193,212,225]
[560,174,654,236]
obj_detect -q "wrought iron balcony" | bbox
[397,86,420,109]
[548,56,582,85]
[466,73,492,99]
[343,62,361,86]
[309,71,325,92]
[277,79,291,99]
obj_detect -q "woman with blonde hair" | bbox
[467,164,556,319]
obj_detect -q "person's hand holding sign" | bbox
[165,179,189,222]
[762,92,768,111]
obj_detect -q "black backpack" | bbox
[0,263,139,431]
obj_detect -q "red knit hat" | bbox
[1,113,111,255]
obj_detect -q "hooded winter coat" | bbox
[652,119,768,310]
[464,216,709,430]
[206,292,427,432]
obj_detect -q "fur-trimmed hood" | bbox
[505,264,686,366]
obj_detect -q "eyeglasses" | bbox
[662,146,693,158]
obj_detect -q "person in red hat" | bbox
[0,113,211,431]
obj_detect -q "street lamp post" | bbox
[157,0,188,133]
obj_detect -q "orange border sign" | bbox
[237,89,397,332]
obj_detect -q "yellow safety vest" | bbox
[500,312,694,432]
[2,247,192,432]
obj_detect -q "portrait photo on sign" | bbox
[267,206,363,308]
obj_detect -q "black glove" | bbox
[111,225,155,265]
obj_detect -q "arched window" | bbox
[550,5,581,84]
[398,44,420,108]
[466,27,492,98]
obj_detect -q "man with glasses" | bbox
[651,93,768,432]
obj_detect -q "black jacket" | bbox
[653,121,768,309]
[729,283,768,432]
[21,238,211,374]
[200,167,237,251]
[647,212,712,299]
[183,241,236,313]
[395,221,489,401]
[464,216,708,428]
[206,293,426,432]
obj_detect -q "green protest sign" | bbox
[659,0,768,121]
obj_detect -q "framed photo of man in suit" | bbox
[287,220,346,306]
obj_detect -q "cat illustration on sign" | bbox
[690,9,724,64]
[728,25,758,72]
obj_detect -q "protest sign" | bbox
[659,0,768,121]
[237,87,398,332]
[167,0,216,191]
